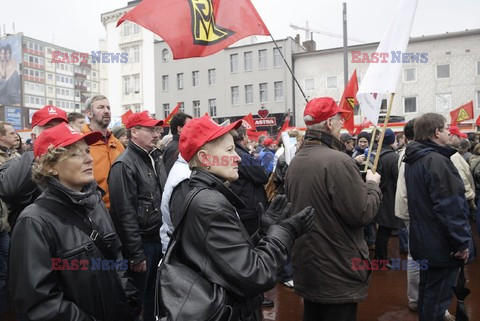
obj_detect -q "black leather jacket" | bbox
[108,141,167,265]
[9,179,138,321]
[173,169,294,321]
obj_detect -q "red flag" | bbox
[280,115,290,132]
[163,102,181,127]
[117,0,270,59]
[121,110,133,126]
[450,101,474,126]
[241,113,256,131]
[476,115,480,127]
[246,130,268,142]
[339,70,358,135]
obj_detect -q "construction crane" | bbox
[290,21,366,43]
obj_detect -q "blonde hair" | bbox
[32,144,82,186]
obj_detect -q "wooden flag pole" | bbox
[372,93,395,173]
[363,126,377,172]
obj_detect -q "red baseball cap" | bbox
[449,126,467,139]
[31,105,68,128]
[179,115,242,162]
[303,97,350,125]
[34,123,102,158]
[125,111,163,129]
[263,138,274,147]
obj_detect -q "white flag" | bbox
[219,119,231,127]
[357,0,418,125]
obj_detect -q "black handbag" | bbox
[157,188,232,321]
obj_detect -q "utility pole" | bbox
[343,2,348,87]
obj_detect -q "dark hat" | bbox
[340,133,355,143]
[111,125,126,139]
[357,131,371,143]
[383,128,395,145]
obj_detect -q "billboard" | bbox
[0,34,22,106]
[5,106,22,129]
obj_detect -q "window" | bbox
[326,76,337,89]
[380,99,387,112]
[162,75,169,91]
[305,78,315,91]
[123,76,131,95]
[133,74,140,93]
[436,64,450,79]
[403,67,417,82]
[162,49,169,62]
[92,71,97,78]
[436,93,452,112]
[177,73,184,90]
[231,86,239,105]
[259,49,267,69]
[273,47,282,67]
[134,104,141,113]
[192,71,199,87]
[163,103,170,118]
[209,99,217,117]
[274,81,283,102]
[179,102,185,113]
[123,105,131,113]
[404,97,417,113]
[477,61,480,76]
[259,83,268,103]
[208,69,216,86]
[133,46,140,63]
[123,21,131,36]
[245,85,253,104]
[193,100,201,117]
[244,51,252,71]
[230,54,238,73]
[133,24,141,34]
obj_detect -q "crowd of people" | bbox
[0,95,475,321]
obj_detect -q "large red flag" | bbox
[450,101,474,126]
[339,70,358,135]
[476,115,480,127]
[163,102,181,127]
[117,0,270,59]
[246,130,268,142]
[241,113,256,131]
[121,110,133,126]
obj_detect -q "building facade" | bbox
[0,33,99,129]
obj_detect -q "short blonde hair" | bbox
[32,144,81,186]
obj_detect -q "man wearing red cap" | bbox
[108,111,166,321]
[285,97,382,321]
[258,137,275,174]
[82,95,124,209]
[0,105,67,230]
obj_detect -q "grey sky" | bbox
[1,0,479,52]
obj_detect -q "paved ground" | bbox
[262,219,480,321]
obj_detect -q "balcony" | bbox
[74,72,87,79]
[23,62,45,70]
[75,84,87,91]
[22,75,45,83]
[23,47,44,57]
[80,62,92,69]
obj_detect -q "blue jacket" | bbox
[259,148,275,174]
[404,140,473,267]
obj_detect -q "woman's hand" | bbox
[258,195,291,233]
[278,206,315,239]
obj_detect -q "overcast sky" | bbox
[1,0,479,52]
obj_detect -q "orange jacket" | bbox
[82,124,125,209]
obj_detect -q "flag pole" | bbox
[363,126,377,172]
[372,93,395,173]
[269,35,308,104]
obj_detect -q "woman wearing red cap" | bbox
[9,123,139,321]
[159,116,315,321]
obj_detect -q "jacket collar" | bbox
[128,140,160,158]
[172,134,180,142]
[304,129,345,152]
[234,141,249,154]
[189,168,246,210]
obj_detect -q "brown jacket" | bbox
[285,140,381,304]
[82,124,125,209]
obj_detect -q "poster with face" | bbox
[0,34,22,106]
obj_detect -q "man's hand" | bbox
[453,249,469,263]
[366,169,381,184]
[258,195,291,233]
[130,260,147,272]
[354,155,366,164]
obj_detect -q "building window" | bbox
[176,73,184,90]
[259,83,268,103]
[231,86,239,105]
[133,23,141,34]
[273,47,282,67]
[230,54,238,73]
[404,97,417,114]
[193,100,201,117]
[477,61,480,76]
[380,99,388,112]
[192,71,199,87]
[123,75,131,95]
[123,105,131,113]
[245,84,253,104]
[208,69,216,86]
[133,46,140,63]
[274,81,283,102]
[259,49,267,69]
[123,21,131,36]
[133,74,140,93]
[133,104,141,113]
[436,93,452,112]
[305,78,315,91]
[436,64,450,79]
[163,103,170,118]
[162,49,169,62]
[162,75,169,91]
[326,76,338,89]
[403,67,417,82]
[179,102,185,113]
[244,51,252,71]
[209,99,217,117]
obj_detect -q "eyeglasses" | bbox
[136,126,163,134]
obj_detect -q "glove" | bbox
[258,195,291,233]
[278,206,315,239]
